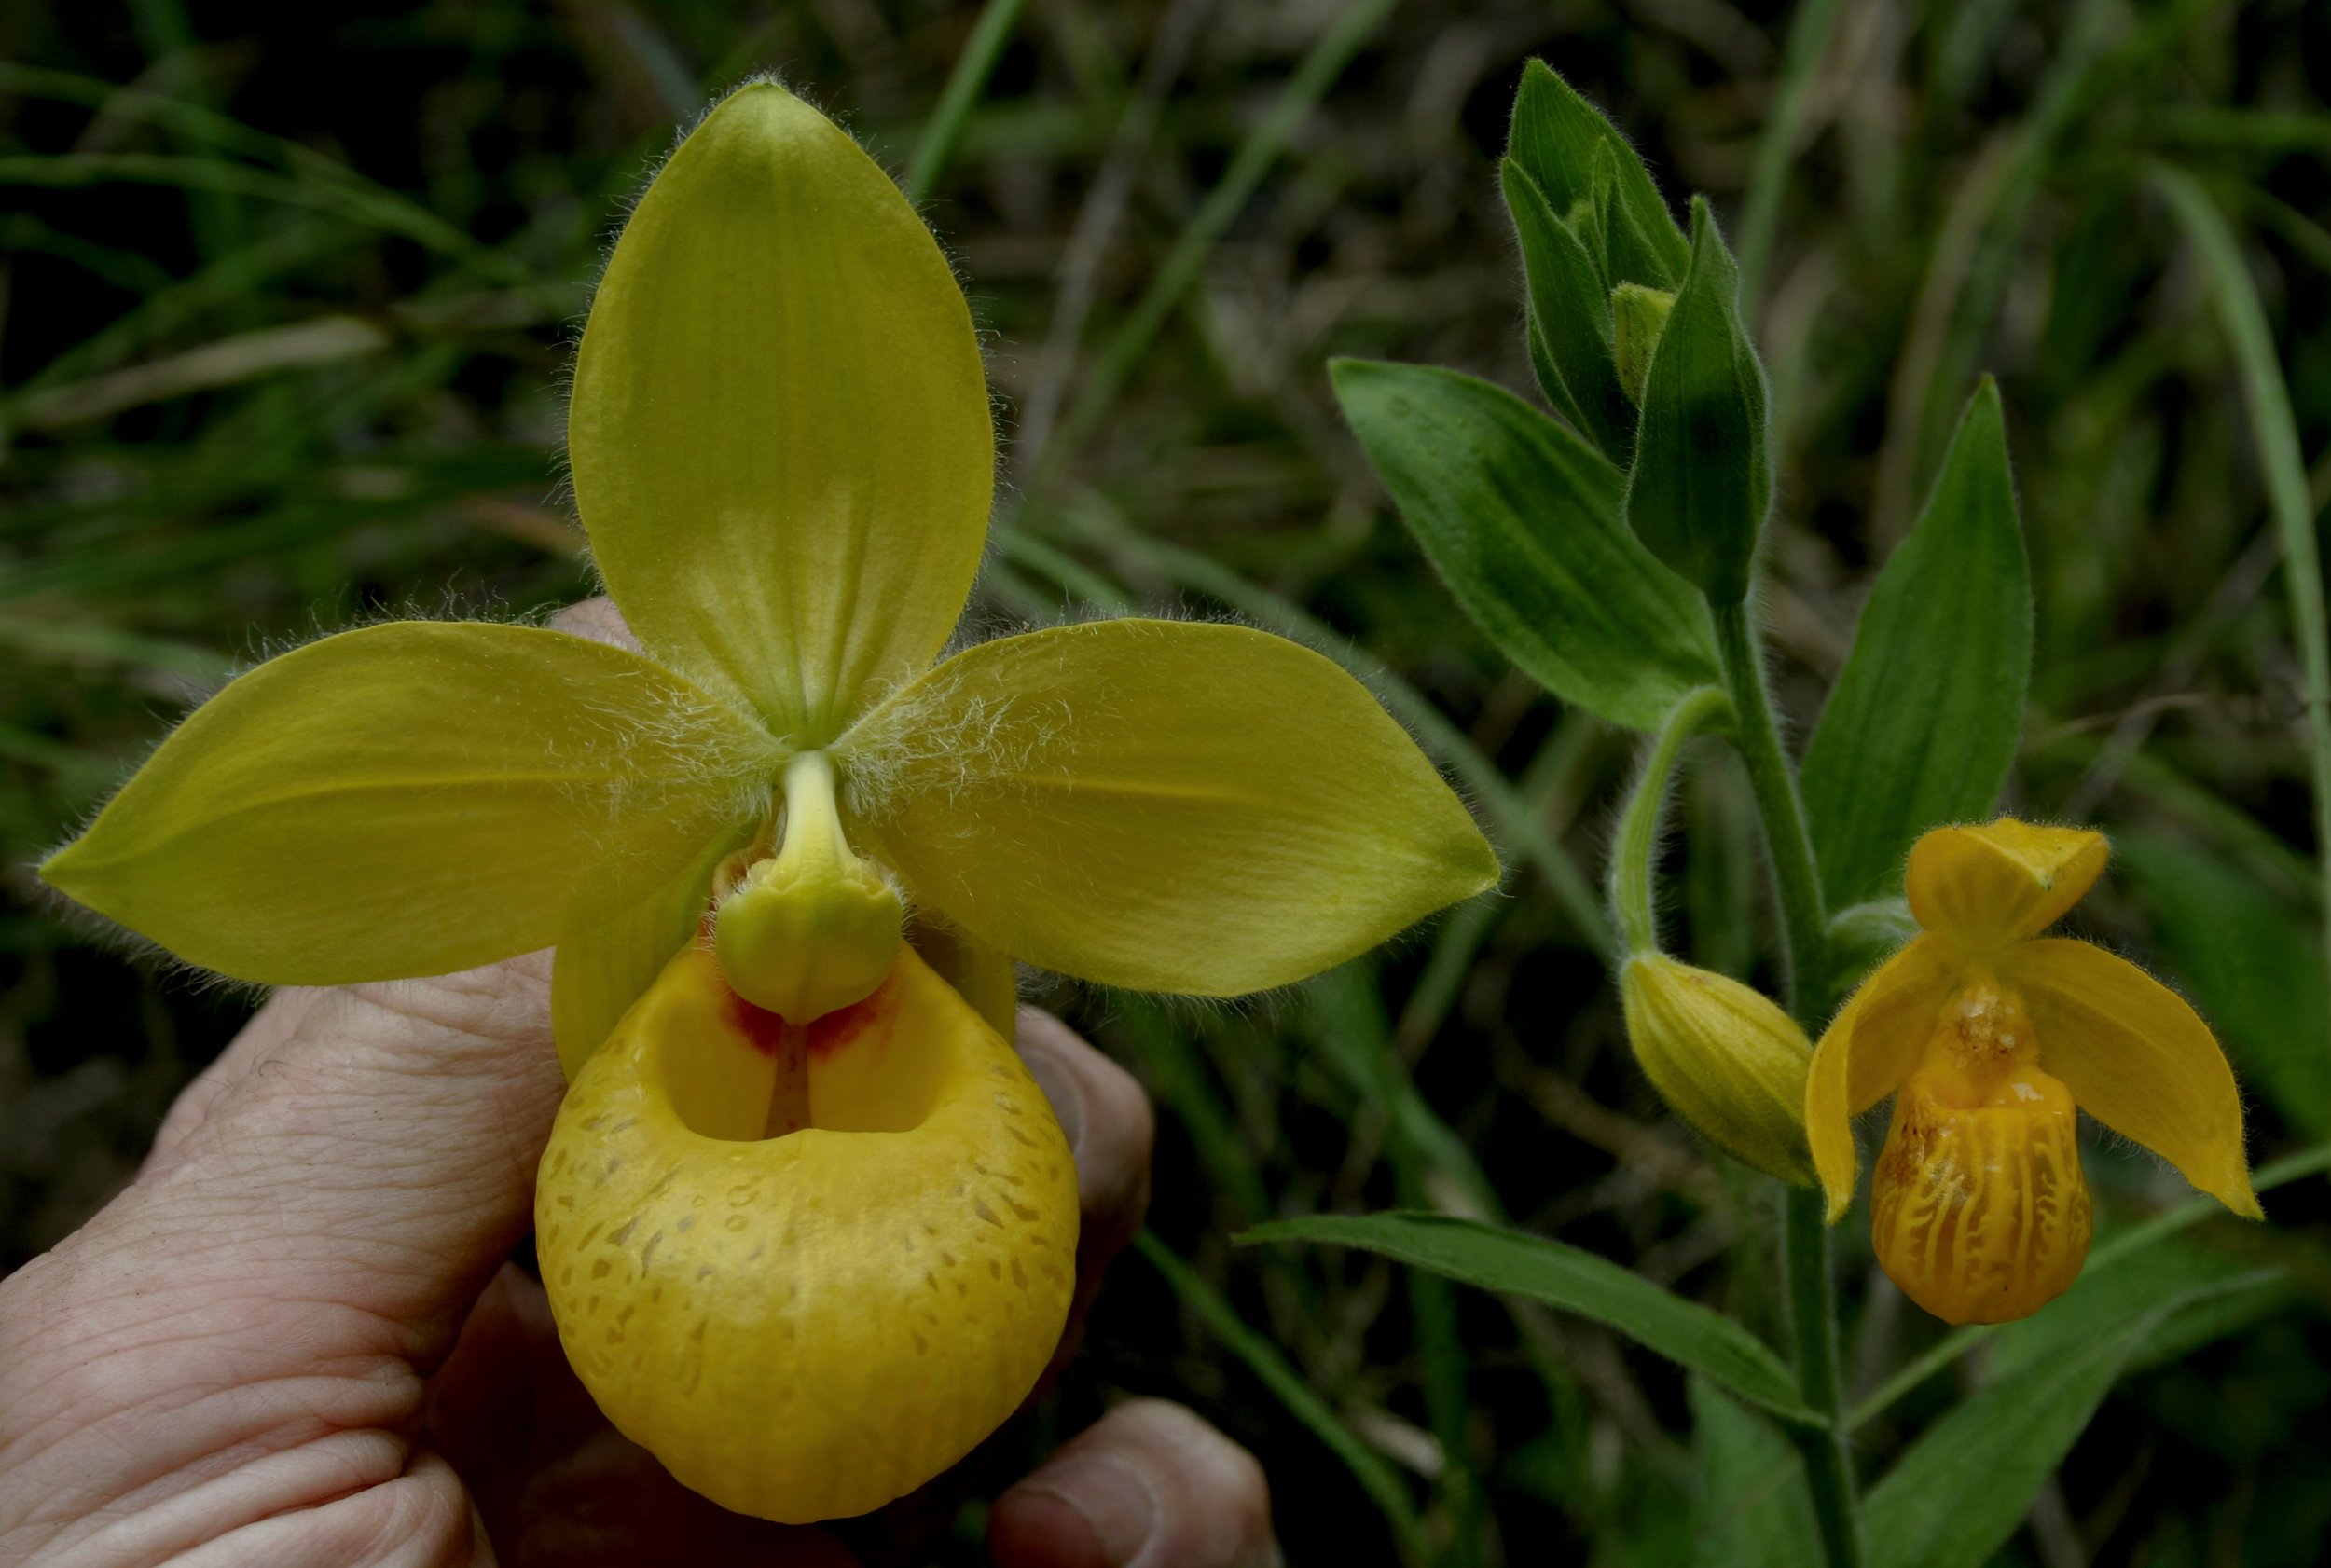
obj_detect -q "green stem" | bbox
[1609,685,1733,954]
[1784,1186,1864,1568]
[1711,598,1830,1018]
[1712,598,1857,1566]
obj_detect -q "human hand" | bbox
[0,946,1276,1567]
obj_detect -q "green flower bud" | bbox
[1610,282,1675,407]
[1620,954,1814,1183]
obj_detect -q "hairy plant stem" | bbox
[1609,685,1734,955]
[1711,594,1862,1568]
[1786,1184,1863,1568]
[1711,598,1829,1017]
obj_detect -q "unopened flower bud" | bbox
[714,750,903,1023]
[1610,282,1676,407]
[1620,955,1814,1184]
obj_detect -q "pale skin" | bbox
[0,608,1281,1568]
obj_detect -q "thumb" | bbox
[0,955,560,1561]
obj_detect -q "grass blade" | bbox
[2155,164,2331,1092]
[1134,1230,1427,1559]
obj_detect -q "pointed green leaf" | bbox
[1625,199,1771,606]
[1799,379,2030,908]
[1690,1381,1820,1568]
[1591,138,1680,296]
[1522,297,1572,430]
[1501,158,1629,458]
[1331,358,1720,732]
[1508,60,1688,287]
[1865,1279,2253,1568]
[1240,1211,1814,1423]
[1987,1232,2290,1386]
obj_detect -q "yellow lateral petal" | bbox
[551,819,752,1079]
[536,941,1078,1523]
[570,82,993,742]
[42,623,775,984]
[1805,934,1960,1220]
[1905,818,2109,952]
[2004,938,2263,1218]
[844,619,1500,996]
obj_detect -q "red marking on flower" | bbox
[807,971,902,1060]
[722,989,788,1057]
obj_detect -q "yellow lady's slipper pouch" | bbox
[38,81,1497,1524]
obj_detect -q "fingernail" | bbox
[1028,1454,1157,1564]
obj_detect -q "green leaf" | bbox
[1987,1233,2288,1385]
[1690,1381,1820,1568]
[1799,379,2031,909]
[1862,1301,2166,1568]
[1240,1211,1815,1423]
[1331,358,1720,733]
[1860,1259,2283,1568]
[1501,158,1628,458]
[1507,60,1688,288]
[1591,139,1681,296]
[1624,199,1770,606]
[2117,830,2331,1138]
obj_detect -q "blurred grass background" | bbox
[4,1,2330,1562]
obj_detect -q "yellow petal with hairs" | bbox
[1904,819,2108,954]
[2004,938,2263,1219]
[536,941,1078,1524]
[846,619,1499,996]
[41,623,773,985]
[1620,956,1813,1184]
[570,82,993,741]
[1805,934,1959,1220]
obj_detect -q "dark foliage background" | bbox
[4,1,2329,1562]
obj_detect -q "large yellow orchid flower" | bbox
[1806,818,2260,1326]
[39,82,1497,1523]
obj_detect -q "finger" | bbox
[143,984,324,1174]
[1016,1007,1154,1271]
[1014,1007,1153,1378]
[986,1401,1280,1568]
[548,596,641,652]
[0,953,564,1561]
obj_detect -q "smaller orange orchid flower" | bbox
[1807,818,2261,1326]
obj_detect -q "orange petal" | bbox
[1905,818,2109,952]
[2004,938,2263,1219]
[1806,933,1960,1221]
